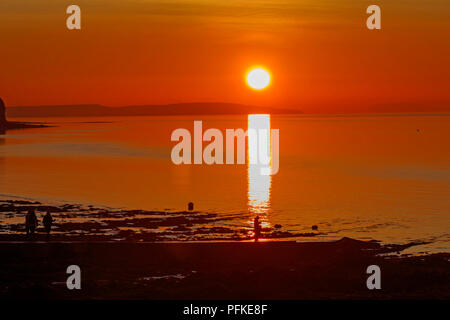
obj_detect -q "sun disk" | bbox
[246,68,271,90]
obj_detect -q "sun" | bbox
[246,68,271,90]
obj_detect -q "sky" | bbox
[1,0,450,113]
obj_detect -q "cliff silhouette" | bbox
[0,97,48,133]
[0,98,6,133]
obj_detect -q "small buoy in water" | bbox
[188,202,194,211]
[312,225,318,231]
[274,224,282,229]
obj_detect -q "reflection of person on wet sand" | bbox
[254,216,261,242]
[25,209,38,237]
[43,211,53,239]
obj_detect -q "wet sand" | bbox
[1,238,448,299]
[0,200,319,241]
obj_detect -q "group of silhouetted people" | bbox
[24,209,53,239]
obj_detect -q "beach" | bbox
[0,199,320,242]
[1,200,449,299]
[1,239,449,299]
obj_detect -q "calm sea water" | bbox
[1,114,449,252]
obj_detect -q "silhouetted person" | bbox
[188,202,194,211]
[43,211,53,239]
[254,216,261,242]
[25,209,38,236]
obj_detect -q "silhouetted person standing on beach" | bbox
[25,209,38,236]
[43,212,53,239]
[254,216,261,242]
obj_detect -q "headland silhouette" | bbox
[0,97,50,132]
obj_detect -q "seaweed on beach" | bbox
[1,199,319,241]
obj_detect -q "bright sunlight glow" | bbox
[246,68,271,90]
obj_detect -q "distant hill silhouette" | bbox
[7,103,302,118]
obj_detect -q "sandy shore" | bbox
[1,238,448,299]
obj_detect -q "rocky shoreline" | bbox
[1,198,449,299]
[0,199,320,242]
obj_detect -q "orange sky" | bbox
[1,0,450,112]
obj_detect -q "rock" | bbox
[0,97,6,133]
[0,98,6,123]
[0,97,50,131]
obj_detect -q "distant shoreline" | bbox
[6,101,450,118]
[6,103,302,118]
[4,121,51,130]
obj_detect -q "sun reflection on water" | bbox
[247,114,272,217]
